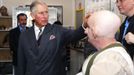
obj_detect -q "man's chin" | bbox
[119,10,125,15]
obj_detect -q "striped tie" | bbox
[37,28,42,46]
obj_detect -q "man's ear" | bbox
[91,27,97,39]
[30,12,35,20]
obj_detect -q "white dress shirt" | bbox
[34,24,45,40]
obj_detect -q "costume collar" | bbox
[101,42,123,51]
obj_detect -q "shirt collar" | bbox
[34,23,45,32]
[101,42,123,51]
[19,25,26,31]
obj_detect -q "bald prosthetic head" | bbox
[87,10,121,39]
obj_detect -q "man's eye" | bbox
[39,11,48,15]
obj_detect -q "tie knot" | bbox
[37,28,43,45]
[39,28,42,32]
[38,28,42,36]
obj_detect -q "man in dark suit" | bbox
[9,13,28,75]
[16,1,86,75]
[116,0,134,59]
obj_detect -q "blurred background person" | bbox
[53,13,62,25]
[116,0,134,59]
[9,13,28,75]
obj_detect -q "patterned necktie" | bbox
[37,28,42,46]
[22,28,26,32]
[122,19,129,45]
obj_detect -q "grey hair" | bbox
[30,0,47,13]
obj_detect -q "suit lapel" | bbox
[16,26,21,36]
[27,26,39,55]
[27,24,53,56]
[42,23,52,35]
[126,20,134,33]
[38,24,53,55]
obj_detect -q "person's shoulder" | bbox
[48,24,67,34]
[9,27,19,32]
[53,21,62,25]
[131,15,134,19]
[95,47,130,63]
[50,23,63,29]
[128,15,134,22]
[94,49,127,66]
[53,24,62,27]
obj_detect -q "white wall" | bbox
[2,0,75,27]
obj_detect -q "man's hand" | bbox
[125,32,134,44]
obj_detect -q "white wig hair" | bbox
[87,10,121,38]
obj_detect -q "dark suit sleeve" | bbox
[62,26,86,44]
[9,28,20,66]
[16,33,26,75]
[9,30,16,52]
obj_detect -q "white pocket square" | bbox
[49,35,55,40]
